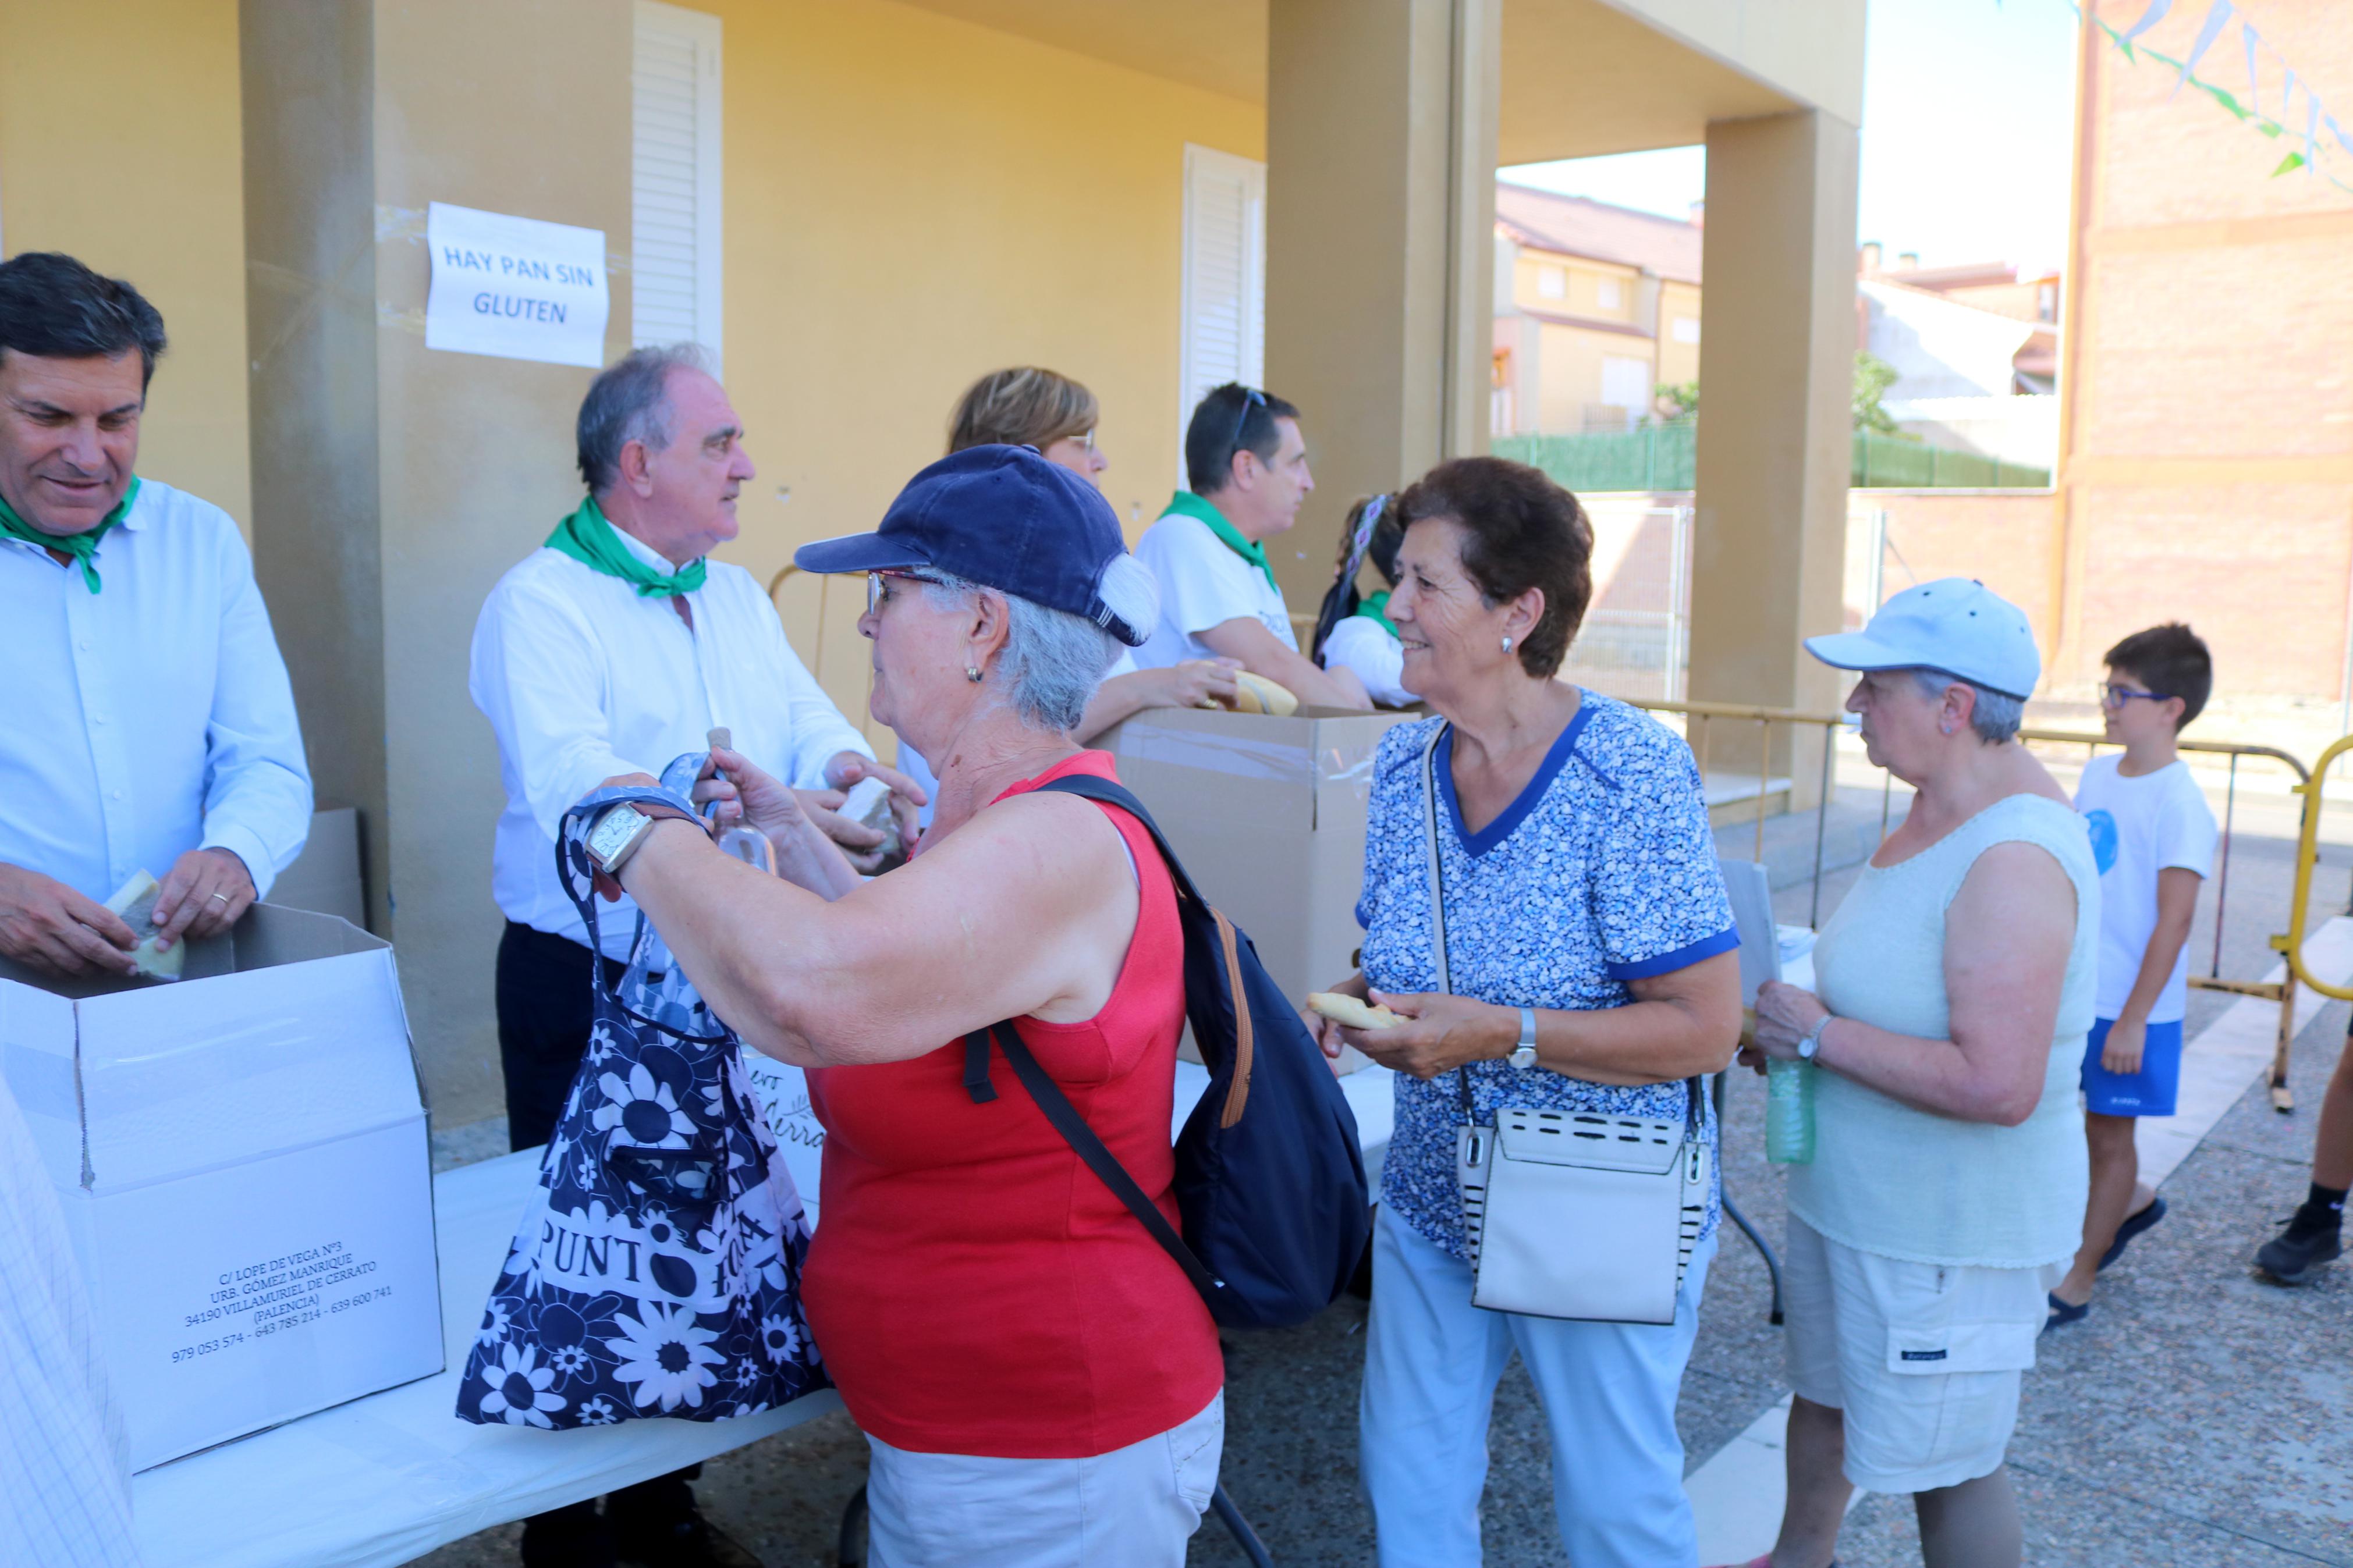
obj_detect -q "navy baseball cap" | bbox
[794,444,1148,646]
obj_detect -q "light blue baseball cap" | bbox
[1804,578,2040,701]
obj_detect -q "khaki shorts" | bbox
[1783,1215,2050,1494]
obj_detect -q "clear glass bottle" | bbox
[1765,1057,1816,1164]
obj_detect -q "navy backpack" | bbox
[962,774,1371,1329]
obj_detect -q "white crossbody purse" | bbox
[1421,726,1710,1325]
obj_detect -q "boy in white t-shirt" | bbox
[1131,383,1371,710]
[2049,623,2217,1328]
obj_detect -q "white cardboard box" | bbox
[0,904,443,1471]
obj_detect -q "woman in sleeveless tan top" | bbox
[1720,581,2096,1568]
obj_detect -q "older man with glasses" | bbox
[1131,382,1372,710]
[467,343,921,1568]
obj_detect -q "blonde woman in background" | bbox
[947,367,1239,735]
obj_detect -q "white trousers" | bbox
[864,1392,1223,1568]
[1359,1204,1715,1568]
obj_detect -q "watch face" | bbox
[586,803,650,868]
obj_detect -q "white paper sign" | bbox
[424,201,610,368]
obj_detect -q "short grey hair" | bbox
[1911,667,2024,744]
[577,343,708,493]
[921,566,1151,733]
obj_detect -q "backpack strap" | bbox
[970,1021,1226,1307]
[1029,774,1208,908]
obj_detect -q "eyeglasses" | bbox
[865,568,938,614]
[2099,682,2175,708]
[1226,387,1267,469]
[1067,429,1096,453]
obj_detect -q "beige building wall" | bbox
[1657,278,1701,387]
[0,0,252,534]
[1511,251,1640,322]
[240,0,1264,1124]
[682,0,1262,744]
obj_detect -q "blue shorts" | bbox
[2080,1017,2184,1117]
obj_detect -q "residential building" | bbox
[1492,182,1702,433]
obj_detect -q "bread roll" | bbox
[1307,991,1401,1030]
[1226,671,1300,716]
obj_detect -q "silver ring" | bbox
[209,893,231,905]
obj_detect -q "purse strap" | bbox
[1421,721,1704,1137]
[1419,726,1478,1123]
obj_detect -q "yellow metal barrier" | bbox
[1634,699,2334,1112]
[2279,735,2353,1015]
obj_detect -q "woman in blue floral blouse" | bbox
[1312,457,1742,1568]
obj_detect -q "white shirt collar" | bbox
[606,515,697,578]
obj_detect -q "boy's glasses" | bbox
[2099,682,2175,708]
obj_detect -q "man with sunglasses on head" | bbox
[1132,383,1372,710]
[467,343,921,1568]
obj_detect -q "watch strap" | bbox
[1799,1013,1833,1061]
[592,798,706,887]
[1510,1005,1538,1068]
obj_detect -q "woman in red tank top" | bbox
[601,447,1222,1567]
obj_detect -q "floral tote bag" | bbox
[457,767,826,1430]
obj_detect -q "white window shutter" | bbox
[632,1,723,374]
[1179,145,1266,483]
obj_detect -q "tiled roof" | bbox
[1495,182,1703,285]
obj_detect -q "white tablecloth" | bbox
[131,1064,1399,1567]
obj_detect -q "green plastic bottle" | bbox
[1766,1058,1816,1164]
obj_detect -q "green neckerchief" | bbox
[1160,489,1277,595]
[0,475,141,593]
[1353,588,1400,640]
[545,495,707,598]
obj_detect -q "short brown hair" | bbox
[1393,457,1592,678]
[2103,622,2212,728]
[947,367,1098,454]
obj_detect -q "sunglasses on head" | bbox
[1226,387,1268,468]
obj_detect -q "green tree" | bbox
[1852,351,1900,434]
[1656,381,1699,422]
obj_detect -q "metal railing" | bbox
[1635,699,2334,1112]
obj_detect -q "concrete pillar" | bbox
[1263,0,1500,611]
[1687,109,1859,801]
[241,0,631,1130]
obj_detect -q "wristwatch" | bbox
[1797,1012,1834,1062]
[585,799,701,877]
[1508,1005,1539,1070]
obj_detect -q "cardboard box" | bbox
[0,904,443,1470]
[1102,705,1419,1071]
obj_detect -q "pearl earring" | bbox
[1501,635,1513,653]
[966,666,984,683]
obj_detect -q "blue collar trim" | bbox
[1436,696,1595,858]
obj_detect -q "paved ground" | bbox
[420,795,2353,1567]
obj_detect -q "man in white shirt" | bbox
[0,253,311,979]
[1131,383,1371,710]
[470,344,913,1567]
